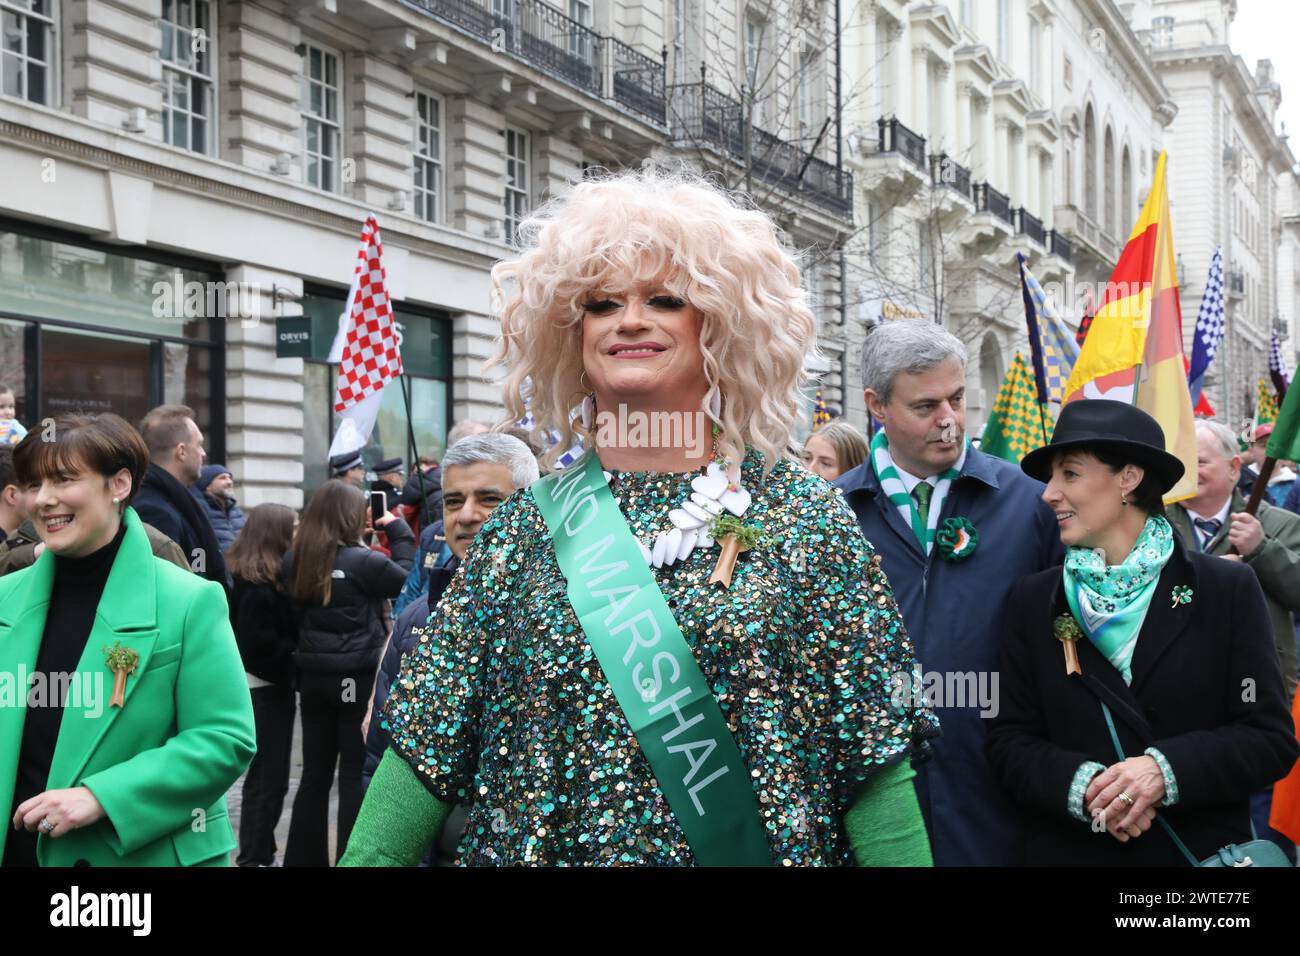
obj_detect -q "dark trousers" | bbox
[236,683,296,867]
[284,669,374,867]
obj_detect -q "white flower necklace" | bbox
[601,455,753,569]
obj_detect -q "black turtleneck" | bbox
[4,521,126,868]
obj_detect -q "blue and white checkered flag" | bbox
[1018,253,1079,405]
[1270,329,1292,401]
[517,408,586,468]
[1187,247,1225,405]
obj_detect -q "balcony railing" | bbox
[608,37,664,123]
[1014,207,1045,246]
[929,152,971,200]
[973,182,1013,225]
[1046,229,1072,262]
[877,116,927,171]
[401,0,666,123]
[668,81,853,217]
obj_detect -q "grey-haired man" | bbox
[834,320,1063,866]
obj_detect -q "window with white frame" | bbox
[160,0,214,153]
[745,10,768,130]
[672,0,687,83]
[568,0,591,61]
[1151,16,1174,48]
[414,91,443,224]
[797,46,818,136]
[301,43,341,192]
[504,128,530,243]
[1,0,53,105]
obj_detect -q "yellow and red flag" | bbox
[1061,151,1197,502]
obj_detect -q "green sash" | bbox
[533,451,772,866]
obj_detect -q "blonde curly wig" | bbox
[487,167,818,476]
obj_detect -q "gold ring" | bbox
[1118,791,1134,807]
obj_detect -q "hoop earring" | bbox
[706,387,722,422]
[579,369,591,393]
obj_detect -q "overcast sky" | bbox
[1230,0,1300,146]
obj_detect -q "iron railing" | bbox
[929,152,971,200]
[668,81,852,217]
[974,182,1013,225]
[1046,229,1072,261]
[608,36,664,123]
[401,0,665,122]
[1014,207,1045,246]
[877,116,926,170]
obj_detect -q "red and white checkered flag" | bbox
[334,216,402,411]
[327,216,403,459]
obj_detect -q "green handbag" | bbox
[1099,701,1293,868]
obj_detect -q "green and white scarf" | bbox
[869,430,963,553]
[1062,514,1175,685]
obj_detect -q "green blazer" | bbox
[0,507,256,866]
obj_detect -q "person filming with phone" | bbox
[280,478,414,866]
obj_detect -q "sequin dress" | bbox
[382,449,937,865]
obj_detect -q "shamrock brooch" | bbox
[936,516,979,562]
[1053,614,1084,676]
[1171,585,1193,608]
[103,642,140,709]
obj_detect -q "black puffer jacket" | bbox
[282,518,416,674]
[229,576,298,685]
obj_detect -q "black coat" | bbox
[133,462,229,589]
[229,576,298,685]
[282,519,416,674]
[399,467,444,529]
[986,536,1300,866]
[362,555,459,784]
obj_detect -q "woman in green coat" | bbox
[1,413,255,867]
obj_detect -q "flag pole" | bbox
[400,373,433,528]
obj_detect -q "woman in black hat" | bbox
[986,400,1298,865]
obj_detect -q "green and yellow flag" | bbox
[981,352,1051,463]
[1257,377,1280,426]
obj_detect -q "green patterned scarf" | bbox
[869,430,963,553]
[1063,514,1174,684]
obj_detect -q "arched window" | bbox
[1121,145,1133,234]
[1104,125,1116,237]
[979,333,1004,430]
[1084,105,1097,220]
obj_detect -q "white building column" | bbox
[912,47,930,139]
[1042,154,1054,227]
[1041,18,1054,103]
[994,117,1009,192]
[891,22,908,118]
[1027,144,1041,217]
[936,61,953,152]
[956,80,972,164]
[982,96,996,180]
[1015,127,1029,206]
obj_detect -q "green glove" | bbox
[339,749,453,867]
[844,759,934,867]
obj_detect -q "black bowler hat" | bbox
[373,457,403,476]
[329,451,364,476]
[1020,399,1185,493]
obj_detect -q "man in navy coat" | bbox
[834,321,1063,866]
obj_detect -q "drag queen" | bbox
[342,170,937,866]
